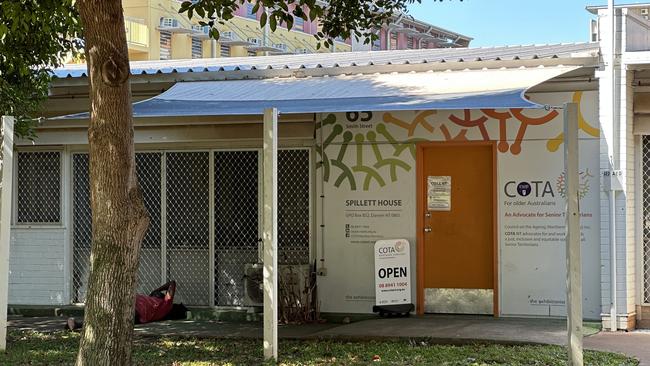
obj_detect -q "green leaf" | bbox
[209,28,220,40]
[269,15,277,31]
[286,15,293,30]
[260,12,267,27]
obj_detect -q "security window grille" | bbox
[390,32,398,50]
[72,154,91,302]
[214,150,259,305]
[16,151,61,224]
[72,153,163,302]
[220,44,230,57]
[135,153,163,295]
[71,149,311,306]
[278,149,310,264]
[643,136,650,303]
[160,31,172,60]
[166,152,211,305]
[407,36,414,49]
[192,38,203,59]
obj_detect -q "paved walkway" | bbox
[8,314,650,364]
[584,331,650,366]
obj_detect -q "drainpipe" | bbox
[608,0,619,332]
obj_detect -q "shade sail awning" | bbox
[56,66,580,119]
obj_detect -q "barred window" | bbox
[70,149,312,306]
[643,136,650,303]
[407,36,414,49]
[160,31,172,60]
[191,38,203,59]
[278,149,310,264]
[16,151,61,224]
[214,150,259,305]
[390,32,398,50]
[220,44,230,57]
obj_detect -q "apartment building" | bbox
[123,0,471,61]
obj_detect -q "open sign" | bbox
[374,239,412,307]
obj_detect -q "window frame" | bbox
[13,148,64,226]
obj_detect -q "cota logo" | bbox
[504,181,555,198]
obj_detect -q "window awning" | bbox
[56,66,580,119]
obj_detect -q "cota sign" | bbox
[504,181,555,198]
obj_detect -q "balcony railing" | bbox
[125,17,149,48]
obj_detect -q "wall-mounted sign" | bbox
[427,176,451,211]
[374,239,411,307]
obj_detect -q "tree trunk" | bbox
[76,1,149,365]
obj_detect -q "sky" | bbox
[408,0,650,47]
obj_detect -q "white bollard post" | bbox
[262,108,278,361]
[0,116,14,351]
[564,103,583,366]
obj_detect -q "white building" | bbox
[5,3,650,331]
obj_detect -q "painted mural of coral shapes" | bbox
[315,92,598,191]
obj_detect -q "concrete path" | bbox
[8,314,649,364]
[584,332,650,366]
[6,316,339,339]
[310,315,570,345]
[8,314,569,345]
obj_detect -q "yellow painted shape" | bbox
[547,91,600,152]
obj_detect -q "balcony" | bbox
[125,17,149,49]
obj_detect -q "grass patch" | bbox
[0,330,639,365]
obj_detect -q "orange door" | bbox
[417,143,496,314]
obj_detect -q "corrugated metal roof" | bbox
[53,43,599,79]
[58,66,579,119]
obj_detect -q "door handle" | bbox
[424,227,432,233]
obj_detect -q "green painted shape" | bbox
[353,165,386,190]
[315,143,331,181]
[331,159,357,190]
[375,158,412,182]
[375,123,424,160]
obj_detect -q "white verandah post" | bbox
[0,116,15,351]
[262,108,278,361]
[564,103,583,365]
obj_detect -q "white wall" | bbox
[9,228,66,305]
[315,91,602,317]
